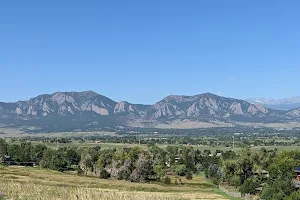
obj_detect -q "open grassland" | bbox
[8,139,300,153]
[0,166,228,200]
[0,129,116,138]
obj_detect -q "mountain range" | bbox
[1,91,300,132]
[247,97,300,110]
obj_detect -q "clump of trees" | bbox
[77,145,210,183]
[4,137,300,199]
[0,139,222,184]
[218,147,300,199]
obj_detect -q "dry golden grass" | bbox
[0,166,228,200]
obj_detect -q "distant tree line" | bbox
[11,133,300,150]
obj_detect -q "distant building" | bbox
[216,153,222,157]
[295,167,300,182]
[2,155,15,165]
[253,170,269,179]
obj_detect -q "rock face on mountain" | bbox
[0,91,116,118]
[146,93,278,121]
[114,101,150,116]
[0,91,299,131]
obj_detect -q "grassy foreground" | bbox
[0,166,228,200]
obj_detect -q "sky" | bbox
[0,1,299,104]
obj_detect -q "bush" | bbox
[229,175,241,188]
[239,178,260,195]
[204,168,209,178]
[175,179,178,185]
[212,177,220,185]
[163,176,171,184]
[286,190,300,200]
[100,169,111,179]
[186,174,193,180]
[117,169,131,180]
[175,165,188,176]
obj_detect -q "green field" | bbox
[0,165,230,200]
[13,140,300,153]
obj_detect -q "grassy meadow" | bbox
[15,140,300,153]
[0,165,230,200]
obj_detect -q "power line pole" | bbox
[56,138,59,150]
[232,136,235,151]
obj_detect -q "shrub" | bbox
[229,175,241,188]
[175,164,188,176]
[117,169,131,180]
[239,178,260,195]
[204,168,209,178]
[163,176,171,184]
[186,174,193,180]
[175,179,178,185]
[100,169,111,179]
[212,177,220,185]
[286,190,300,200]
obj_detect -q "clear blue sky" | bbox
[1,1,299,104]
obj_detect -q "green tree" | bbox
[40,149,68,171]
[203,149,211,156]
[261,151,300,199]
[285,190,300,200]
[20,142,34,162]
[7,142,34,163]
[100,169,111,179]
[236,148,254,184]
[239,178,260,195]
[166,146,179,165]
[261,178,295,200]
[113,148,128,164]
[65,147,80,165]
[0,139,7,162]
[33,144,48,164]
[268,151,300,180]
[178,146,195,171]
[149,145,166,164]
[229,175,241,188]
[8,144,22,162]
[153,160,165,180]
[97,149,115,170]
[175,164,188,176]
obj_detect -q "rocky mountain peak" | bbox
[0,91,299,131]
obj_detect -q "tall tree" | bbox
[0,139,7,162]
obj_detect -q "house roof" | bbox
[295,167,300,172]
[254,170,269,174]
